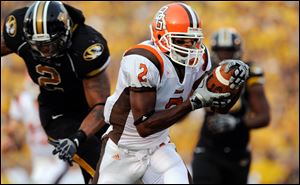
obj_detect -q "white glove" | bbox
[208,114,240,134]
[190,75,231,110]
[219,59,249,89]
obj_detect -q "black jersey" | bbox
[198,62,265,154]
[3,5,110,114]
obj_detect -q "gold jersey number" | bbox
[35,64,64,92]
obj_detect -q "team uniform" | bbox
[96,40,211,184]
[192,62,265,184]
[3,4,110,182]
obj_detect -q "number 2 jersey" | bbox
[2,4,110,121]
[104,40,211,150]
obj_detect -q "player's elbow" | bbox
[257,110,271,128]
[139,131,150,138]
[262,112,271,127]
[136,124,151,138]
[263,105,271,127]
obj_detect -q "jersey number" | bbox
[138,63,148,82]
[36,64,64,92]
[165,97,183,109]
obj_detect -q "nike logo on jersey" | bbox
[51,114,63,120]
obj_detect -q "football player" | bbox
[94,3,249,184]
[192,27,271,184]
[1,1,111,183]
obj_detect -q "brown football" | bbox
[206,63,243,113]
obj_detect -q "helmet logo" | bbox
[154,6,168,31]
[5,15,17,37]
[83,43,104,61]
[57,12,68,28]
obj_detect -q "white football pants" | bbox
[97,138,190,184]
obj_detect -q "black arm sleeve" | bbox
[2,7,28,52]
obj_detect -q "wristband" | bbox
[70,130,87,147]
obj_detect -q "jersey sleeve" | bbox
[2,7,28,52]
[246,62,265,86]
[63,3,85,25]
[70,25,110,79]
[120,55,160,89]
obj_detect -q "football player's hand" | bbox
[190,75,231,110]
[208,114,240,134]
[48,138,78,166]
[219,59,249,89]
[48,130,87,166]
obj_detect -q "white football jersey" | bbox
[104,40,211,150]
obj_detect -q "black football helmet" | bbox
[210,27,243,66]
[23,1,72,60]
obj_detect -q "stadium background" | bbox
[1,1,299,184]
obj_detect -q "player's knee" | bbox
[150,144,182,173]
[163,163,190,184]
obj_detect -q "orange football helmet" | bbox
[150,2,205,67]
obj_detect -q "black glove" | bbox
[48,130,87,166]
[208,114,241,134]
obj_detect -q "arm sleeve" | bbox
[70,25,110,79]
[246,62,265,86]
[2,7,28,52]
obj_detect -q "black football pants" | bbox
[192,148,251,184]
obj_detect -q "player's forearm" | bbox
[245,84,271,129]
[243,111,270,129]
[81,70,110,137]
[79,105,106,138]
[136,100,193,137]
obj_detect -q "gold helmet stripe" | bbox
[218,28,232,47]
[36,1,46,34]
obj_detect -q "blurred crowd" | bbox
[1,1,299,184]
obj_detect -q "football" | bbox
[206,63,244,113]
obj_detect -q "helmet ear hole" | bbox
[158,35,161,40]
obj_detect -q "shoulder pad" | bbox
[63,3,85,25]
[2,7,28,52]
[246,61,265,86]
[69,25,110,78]
[124,44,164,79]
[247,61,264,77]
[71,25,108,62]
